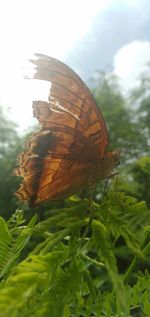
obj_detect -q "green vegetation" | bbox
[0,194,150,317]
[0,65,149,316]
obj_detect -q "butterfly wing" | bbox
[15,54,109,206]
[15,128,97,206]
[30,53,109,157]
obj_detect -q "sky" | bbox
[0,0,150,131]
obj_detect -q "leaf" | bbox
[0,215,36,278]
[91,220,129,316]
[0,217,12,241]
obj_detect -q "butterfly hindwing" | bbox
[15,128,96,205]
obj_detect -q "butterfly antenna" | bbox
[119,123,150,154]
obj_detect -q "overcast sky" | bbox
[0,0,150,130]
[66,0,150,90]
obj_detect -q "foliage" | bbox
[0,106,23,217]
[0,193,150,317]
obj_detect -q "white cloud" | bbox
[114,41,150,92]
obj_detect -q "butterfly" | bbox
[14,53,119,206]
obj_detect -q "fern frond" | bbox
[0,214,37,278]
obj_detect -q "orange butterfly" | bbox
[14,54,119,206]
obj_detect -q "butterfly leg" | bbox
[103,172,118,196]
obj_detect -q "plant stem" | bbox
[82,253,104,268]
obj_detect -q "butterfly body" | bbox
[14,54,119,206]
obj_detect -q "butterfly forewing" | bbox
[31,54,108,156]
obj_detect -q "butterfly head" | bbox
[108,150,120,166]
[105,150,120,176]
[96,150,120,181]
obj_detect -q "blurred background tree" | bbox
[130,63,150,143]
[0,106,23,217]
[92,72,148,159]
